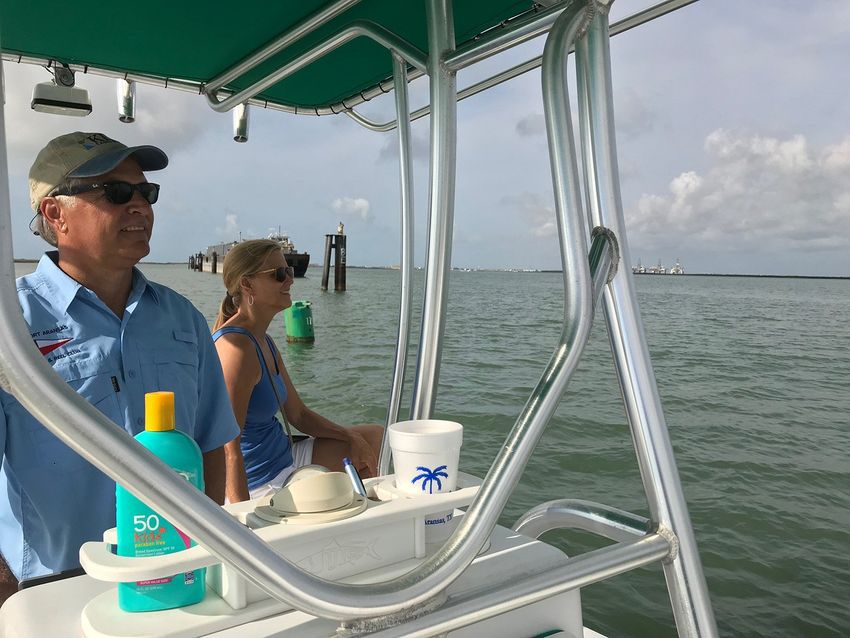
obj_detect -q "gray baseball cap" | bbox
[28,131,168,211]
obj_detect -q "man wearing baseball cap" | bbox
[0,132,239,600]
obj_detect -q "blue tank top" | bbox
[212,326,293,489]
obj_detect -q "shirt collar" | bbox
[35,251,160,313]
[130,266,160,306]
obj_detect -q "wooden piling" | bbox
[335,233,346,291]
[320,223,347,291]
[321,235,332,291]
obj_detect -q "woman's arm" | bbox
[202,447,226,504]
[213,334,260,503]
[223,439,250,504]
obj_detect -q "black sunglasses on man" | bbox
[49,181,160,205]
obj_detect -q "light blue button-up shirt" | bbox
[0,252,239,581]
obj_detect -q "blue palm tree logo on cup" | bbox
[411,465,449,494]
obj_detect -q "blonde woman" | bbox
[212,239,383,502]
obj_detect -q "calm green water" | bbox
[15,263,850,636]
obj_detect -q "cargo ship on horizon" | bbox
[191,232,310,277]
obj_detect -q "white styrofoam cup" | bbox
[388,419,463,496]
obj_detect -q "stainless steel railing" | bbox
[574,8,717,635]
[344,0,699,133]
[378,52,416,476]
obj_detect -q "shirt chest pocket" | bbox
[26,372,122,472]
[142,330,199,414]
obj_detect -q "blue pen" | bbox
[343,457,368,497]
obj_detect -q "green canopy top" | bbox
[0,0,536,112]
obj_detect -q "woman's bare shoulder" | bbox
[215,329,261,373]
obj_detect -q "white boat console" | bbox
[0,475,583,638]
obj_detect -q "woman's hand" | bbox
[347,430,378,478]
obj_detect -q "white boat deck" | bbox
[0,524,591,638]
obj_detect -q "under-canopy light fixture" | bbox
[233,103,249,143]
[117,79,136,123]
[31,65,92,117]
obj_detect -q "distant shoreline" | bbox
[628,272,850,281]
[523,269,849,280]
[13,259,847,280]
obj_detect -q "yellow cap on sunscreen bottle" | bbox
[145,391,176,432]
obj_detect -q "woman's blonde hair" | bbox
[213,239,283,330]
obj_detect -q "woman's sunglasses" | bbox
[50,181,160,205]
[254,266,295,282]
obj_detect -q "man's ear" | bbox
[39,197,66,235]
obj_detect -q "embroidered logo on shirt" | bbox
[31,324,69,339]
[34,338,73,356]
[30,327,80,362]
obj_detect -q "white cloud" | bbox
[821,138,850,171]
[628,129,850,252]
[331,197,371,221]
[704,129,813,172]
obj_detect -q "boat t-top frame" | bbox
[0,0,717,635]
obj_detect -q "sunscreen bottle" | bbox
[115,391,206,612]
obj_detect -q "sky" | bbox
[3,0,850,276]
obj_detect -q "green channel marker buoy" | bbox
[284,300,315,343]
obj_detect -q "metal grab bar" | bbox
[407,0,458,420]
[204,0,363,96]
[362,228,617,635]
[205,20,427,113]
[343,0,699,132]
[513,499,653,543]
[379,53,415,475]
[575,8,718,638]
[444,0,573,71]
[387,0,610,626]
[348,533,671,638]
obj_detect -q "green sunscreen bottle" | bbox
[115,391,206,612]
